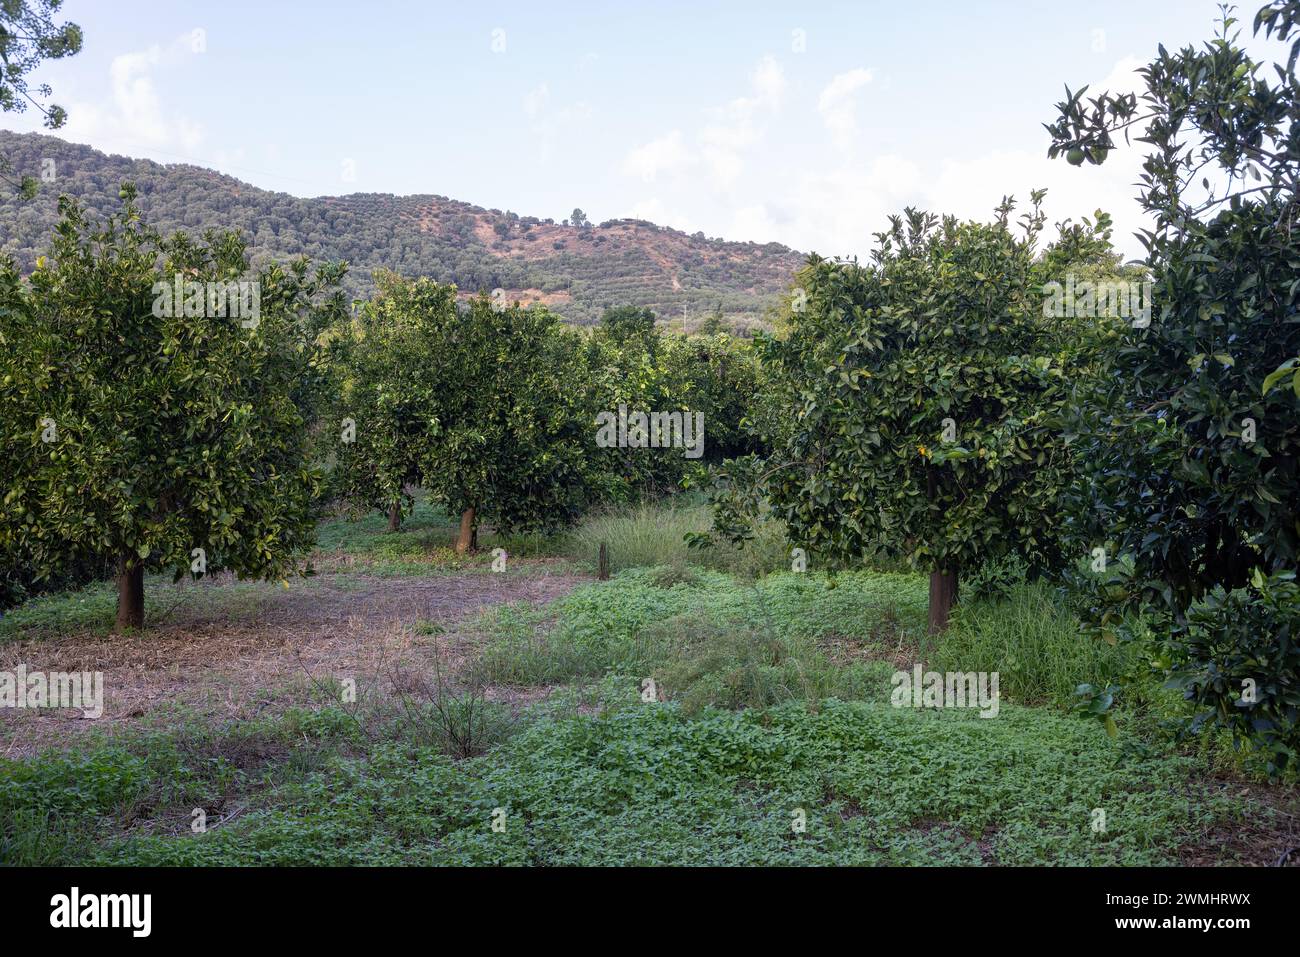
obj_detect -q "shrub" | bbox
[1164,570,1300,774]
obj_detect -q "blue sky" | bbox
[0,0,1276,259]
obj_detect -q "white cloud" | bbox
[618,54,1151,262]
[780,154,926,259]
[524,83,550,119]
[817,68,873,149]
[748,55,787,109]
[695,56,787,187]
[52,35,205,155]
[1094,55,1145,100]
[622,130,695,182]
[524,84,591,164]
[620,57,786,190]
[700,145,744,187]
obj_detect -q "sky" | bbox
[0,0,1283,261]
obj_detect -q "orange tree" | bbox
[584,305,764,500]
[335,276,601,551]
[332,272,457,531]
[1045,1,1300,769]
[426,293,600,552]
[0,186,345,629]
[708,198,1116,632]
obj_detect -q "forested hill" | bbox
[0,131,803,329]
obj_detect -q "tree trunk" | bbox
[456,507,477,554]
[927,567,958,636]
[115,557,145,631]
[387,502,402,532]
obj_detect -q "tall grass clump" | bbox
[562,499,796,579]
[652,616,897,713]
[926,581,1131,708]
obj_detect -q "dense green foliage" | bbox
[0,186,346,623]
[1047,0,1300,768]
[706,197,1126,631]
[1165,570,1300,771]
[421,293,598,537]
[334,274,597,537]
[332,287,765,536]
[586,305,763,496]
[0,696,1224,866]
[331,273,458,526]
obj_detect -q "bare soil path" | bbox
[0,564,587,757]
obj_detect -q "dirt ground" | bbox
[1177,777,1300,867]
[0,564,588,758]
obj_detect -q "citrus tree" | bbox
[1044,1,1300,768]
[667,331,764,464]
[585,313,696,497]
[1045,0,1300,616]
[0,186,346,629]
[333,272,458,531]
[427,294,600,551]
[336,278,601,551]
[710,197,1114,632]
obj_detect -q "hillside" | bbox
[0,131,803,329]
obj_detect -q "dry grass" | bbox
[0,565,588,758]
[1177,778,1300,867]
